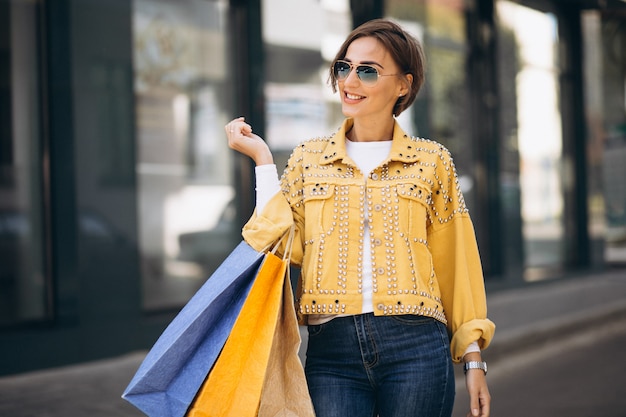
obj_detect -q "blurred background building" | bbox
[1,0,625,375]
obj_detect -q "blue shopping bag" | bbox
[122,241,265,417]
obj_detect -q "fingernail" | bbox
[472,409,479,416]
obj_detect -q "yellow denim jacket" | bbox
[243,119,495,362]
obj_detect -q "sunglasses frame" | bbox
[332,60,402,85]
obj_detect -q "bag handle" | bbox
[271,224,295,262]
[261,224,296,263]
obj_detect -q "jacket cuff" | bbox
[450,318,496,363]
[242,193,293,252]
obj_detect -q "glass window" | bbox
[133,0,238,311]
[386,1,474,207]
[262,0,351,162]
[0,1,48,325]
[388,0,463,137]
[583,9,626,265]
[497,1,565,278]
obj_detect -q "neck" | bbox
[347,117,395,142]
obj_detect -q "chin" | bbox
[341,104,359,118]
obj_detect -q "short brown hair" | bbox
[329,19,426,116]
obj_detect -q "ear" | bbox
[399,73,413,97]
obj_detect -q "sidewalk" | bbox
[0,268,625,417]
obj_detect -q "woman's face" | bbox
[338,36,411,122]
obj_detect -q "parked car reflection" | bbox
[176,199,240,278]
[0,209,129,325]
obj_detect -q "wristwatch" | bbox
[463,361,487,375]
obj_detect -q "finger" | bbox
[480,396,490,417]
[225,124,239,136]
[226,120,252,135]
[230,116,245,129]
[225,117,245,132]
[469,393,480,417]
[241,123,253,135]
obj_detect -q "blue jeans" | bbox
[305,314,455,417]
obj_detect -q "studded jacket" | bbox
[242,119,495,362]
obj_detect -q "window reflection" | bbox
[133,0,237,311]
[262,0,350,156]
[498,1,565,277]
[583,10,626,264]
[0,0,47,325]
[386,1,472,206]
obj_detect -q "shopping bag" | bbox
[257,269,315,417]
[186,249,287,417]
[122,241,266,417]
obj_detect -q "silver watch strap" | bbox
[464,361,487,375]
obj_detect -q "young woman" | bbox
[225,18,495,417]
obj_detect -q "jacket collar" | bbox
[319,118,421,166]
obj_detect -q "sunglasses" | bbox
[332,60,401,86]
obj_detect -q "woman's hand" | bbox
[225,117,273,166]
[464,353,491,417]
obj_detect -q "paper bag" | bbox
[122,241,265,417]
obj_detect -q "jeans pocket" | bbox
[389,314,434,326]
[307,323,326,337]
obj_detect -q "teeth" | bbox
[346,93,364,100]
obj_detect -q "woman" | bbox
[225,18,495,417]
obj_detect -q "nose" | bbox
[343,66,360,86]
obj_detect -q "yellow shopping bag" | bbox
[187,250,286,417]
[187,226,313,417]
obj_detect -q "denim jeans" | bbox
[305,313,455,417]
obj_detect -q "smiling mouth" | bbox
[345,92,365,101]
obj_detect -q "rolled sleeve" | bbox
[451,319,495,362]
[242,192,293,252]
[429,215,496,363]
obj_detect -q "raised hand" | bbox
[225,117,274,166]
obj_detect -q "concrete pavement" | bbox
[453,306,626,416]
[0,268,625,417]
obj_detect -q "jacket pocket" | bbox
[302,183,336,236]
[396,183,431,241]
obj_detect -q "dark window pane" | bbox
[0,0,48,325]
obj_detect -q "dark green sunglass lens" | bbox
[356,66,378,83]
[334,62,351,79]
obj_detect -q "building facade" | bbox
[1,0,625,375]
